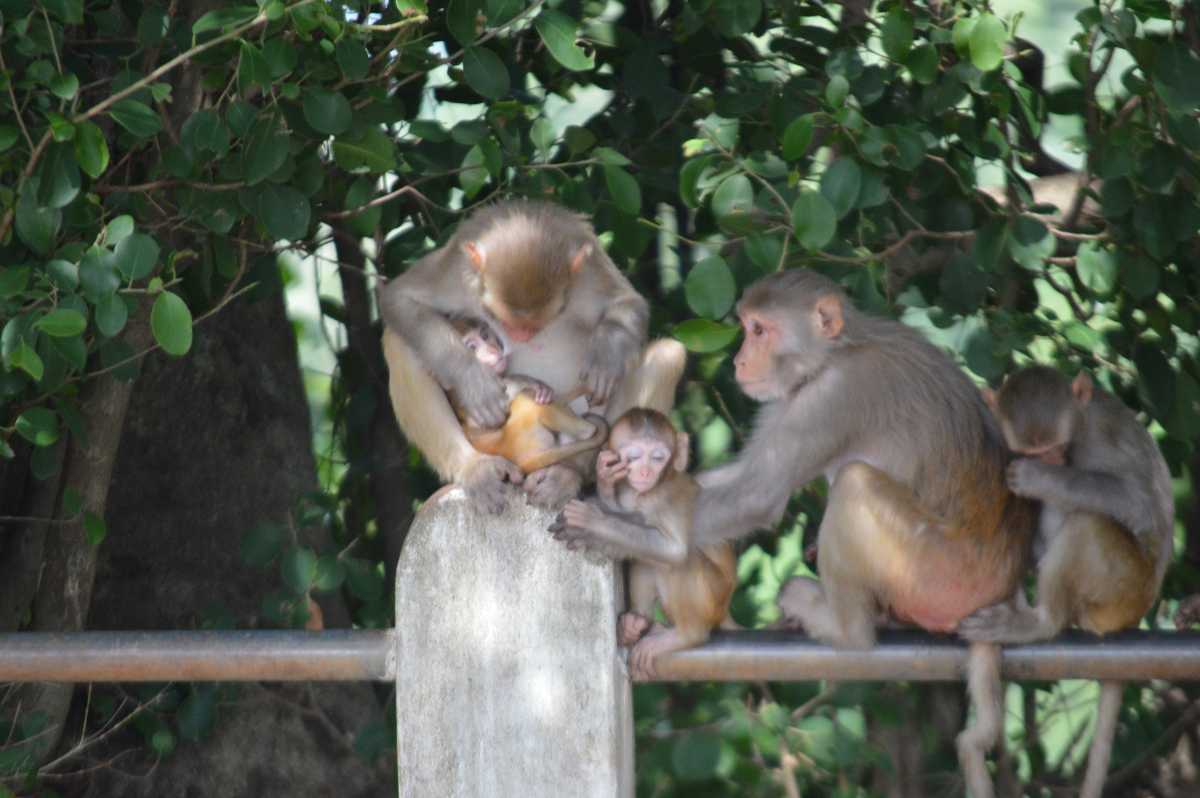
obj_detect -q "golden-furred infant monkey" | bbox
[450,316,608,475]
[378,200,684,510]
[960,365,1174,798]
[553,409,736,679]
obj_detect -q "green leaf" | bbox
[684,256,736,320]
[36,144,81,209]
[461,47,510,99]
[905,44,939,84]
[604,166,641,215]
[332,127,396,174]
[780,114,815,161]
[881,9,914,61]
[302,88,353,135]
[238,41,272,91]
[969,14,1007,72]
[42,0,82,24]
[243,116,290,185]
[257,184,311,240]
[16,408,59,447]
[672,319,740,353]
[820,158,862,219]
[241,523,286,567]
[80,247,120,301]
[10,341,45,382]
[671,731,726,781]
[530,118,556,156]
[47,112,76,143]
[313,555,347,591]
[0,267,29,298]
[1076,242,1117,295]
[534,10,595,71]
[459,145,489,198]
[447,0,483,45]
[109,100,161,138]
[95,294,129,337]
[791,190,837,251]
[84,511,107,545]
[593,146,631,166]
[105,215,135,245]
[46,260,79,292]
[1135,346,1175,419]
[115,233,160,280]
[712,0,761,38]
[282,547,318,594]
[1008,217,1054,270]
[15,181,61,256]
[74,121,110,178]
[825,74,850,107]
[151,292,194,357]
[181,110,230,157]
[564,125,595,155]
[50,73,79,100]
[711,174,754,233]
[0,126,18,153]
[344,557,384,601]
[192,5,258,34]
[335,38,371,80]
[679,155,715,208]
[34,310,86,338]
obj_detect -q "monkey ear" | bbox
[673,432,690,472]
[980,387,999,415]
[462,241,487,272]
[813,294,844,339]
[1072,372,1094,406]
[569,243,593,273]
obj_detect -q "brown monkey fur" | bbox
[377,200,685,510]
[450,316,609,474]
[961,365,1174,798]
[558,270,1035,798]
[554,408,736,679]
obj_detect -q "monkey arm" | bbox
[579,267,650,403]
[552,501,688,566]
[1009,459,1158,539]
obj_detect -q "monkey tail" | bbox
[1079,681,1123,798]
[516,413,609,473]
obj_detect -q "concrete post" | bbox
[395,490,633,798]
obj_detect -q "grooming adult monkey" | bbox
[450,316,609,474]
[960,365,1174,798]
[553,408,736,679]
[378,200,684,510]
[552,269,1033,797]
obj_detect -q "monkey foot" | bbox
[629,629,686,680]
[775,576,822,630]
[618,612,651,646]
[957,601,1048,644]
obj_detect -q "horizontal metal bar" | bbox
[0,630,395,683]
[644,630,1200,683]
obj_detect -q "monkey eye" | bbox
[650,448,670,462]
[465,340,478,350]
[749,319,764,337]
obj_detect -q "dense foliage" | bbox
[2,0,1199,793]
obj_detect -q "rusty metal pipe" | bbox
[0,630,394,683]
[644,630,1200,683]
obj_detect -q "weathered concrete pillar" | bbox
[395,490,633,798]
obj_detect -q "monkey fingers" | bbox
[580,344,624,404]
[461,455,523,513]
[1005,458,1044,499]
[524,464,583,509]
[456,363,511,429]
[957,600,1046,644]
[617,612,652,647]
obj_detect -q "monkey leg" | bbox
[1079,681,1123,798]
[629,625,710,680]
[607,338,687,418]
[383,330,521,509]
[956,642,1003,798]
[619,562,658,647]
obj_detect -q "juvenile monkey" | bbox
[551,270,1034,797]
[379,200,685,510]
[960,365,1174,798]
[450,317,608,475]
[553,409,736,679]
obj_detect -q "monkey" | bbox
[549,269,1034,798]
[448,316,609,475]
[552,408,736,679]
[378,199,686,511]
[958,365,1174,798]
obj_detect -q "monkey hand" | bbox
[461,455,523,513]
[529,380,554,405]
[524,464,583,509]
[455,363,510,429]
[580,339,626,405]
[596,450,628,491]
[549,499,616,556]
[618,612,652,647]
[1006,458,1048,499]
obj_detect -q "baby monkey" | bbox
[450,317,608,475]
[555,409,736,679]
[960,365,1174,798]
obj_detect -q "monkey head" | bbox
[459,203,594,343]
[607,408,689,494]
[457,319,509,375]
[983,365,1093,465]
[733,271,847,401]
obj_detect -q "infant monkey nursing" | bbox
[448,316,608,475]
[555,408,736,679]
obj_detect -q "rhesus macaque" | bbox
[552,408,736,678]
[960,365,1174,798]
[378,199,685,510]
[450,317,608,474]
[558,269,1034,797]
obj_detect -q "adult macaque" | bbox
[450,317,608,474]
[552,408,736,678]
[556,269,1032,797]
[960,365,1174,798]
[379,199,684,510]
